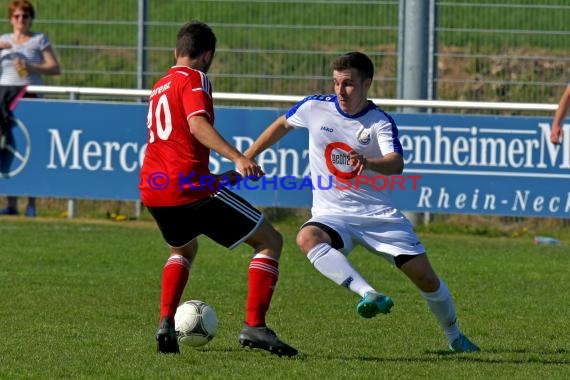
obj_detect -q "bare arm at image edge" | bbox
[550,83,570,145]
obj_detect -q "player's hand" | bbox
[348,150,367,175]
[235,156,265,180]
[13,58,27,74]
[214,170,242,185]
[0,42,11,50]
[551,124,563,145]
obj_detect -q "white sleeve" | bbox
[376,119,403,156]
[285,96,314,129]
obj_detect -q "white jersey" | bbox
[286,94,404,217]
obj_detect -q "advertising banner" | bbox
[1,99,567,218]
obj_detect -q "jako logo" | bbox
[320,126,334,133]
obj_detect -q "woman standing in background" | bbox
[0,0,60,217]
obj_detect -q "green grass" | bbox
[0,217,568,379]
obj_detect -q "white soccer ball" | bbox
[174,300,218,347]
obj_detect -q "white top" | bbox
[286,94,404,217]
[0,32,51,85]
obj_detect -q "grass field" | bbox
[0,217,568,379]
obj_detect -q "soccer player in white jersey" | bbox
[245,52,480,353]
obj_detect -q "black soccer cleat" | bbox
[238,323,298,357]
[156,317,180,354]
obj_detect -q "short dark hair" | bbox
[176,21,217,59]
[331,52,374,80]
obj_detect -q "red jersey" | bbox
[139,66,217,206]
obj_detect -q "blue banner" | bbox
[1,99,568,218]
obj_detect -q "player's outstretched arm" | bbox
[362,152,404,175]
[244,115,293,159]
[188,115,263,178]
[551,83,570,145]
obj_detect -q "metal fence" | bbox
[5,0,569,109]
[436,0,569,107]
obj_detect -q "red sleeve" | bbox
[181,71,214,124]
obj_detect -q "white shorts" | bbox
[303,210,425,265]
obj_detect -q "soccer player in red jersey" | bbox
[139,21,297,357]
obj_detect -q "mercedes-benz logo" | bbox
[0,118,31,178]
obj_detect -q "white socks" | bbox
[307,243,375,297]
[308,243,461,343]
[420,280,461,343]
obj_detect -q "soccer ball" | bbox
[174,300,218,347]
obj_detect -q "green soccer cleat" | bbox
[449,334,480,353]
[356,292,394,318]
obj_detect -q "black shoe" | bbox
[238,323,298,357]
[156,317,179,354]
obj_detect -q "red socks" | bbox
[160,255,190,321]
[159,253,278,327]
[245,255,279,327]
